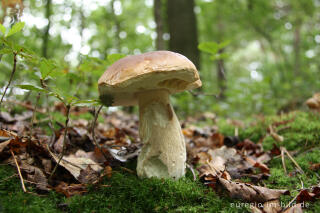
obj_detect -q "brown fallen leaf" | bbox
[245,156,270,174]
[49,150,103,181]
[218,177,290,203]
[283,203,303,213]
[54,182,87,197]
[309,163,320,171]
[0,139,11,153]
[78,165,100,184]
[263,199,282,213]
[296,187,320,203]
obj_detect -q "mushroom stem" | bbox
[137,90,186,179]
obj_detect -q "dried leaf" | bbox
[78,165,100,184]
[54,182,87,197]
[283,203,303,213]
[49,150,103,180]
[309,163,320,171]
[263,199,282,213]
[218,177,289,203]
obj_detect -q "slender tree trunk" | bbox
[111,0,121,52]
[217,49,226,99]
[216,12,226,99]
[293,18,301,75]
[42,0,52,58]
[154,0,165,50]
[167,0,200,69]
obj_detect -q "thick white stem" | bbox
[136,90,186,179]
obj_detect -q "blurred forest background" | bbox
[0,0,319,118]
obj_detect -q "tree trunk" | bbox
[110,0,121,52]
[293,18,301,75]
[167,0,200,69]
[154,0,165,50]
[216,11,226,99]
[42,0,52,58]
[217,49,226,99]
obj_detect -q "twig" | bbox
[120,166,135,174]
[283,147,304,174]
[10,149,27,192]
[186,163,197,181]
[281,147,287,175]
[0,173,18,182]
[49,104,70,180]
[28,92,41,151]
[0,53,17,110]
[284,191,300,210]
[91,105,109,161]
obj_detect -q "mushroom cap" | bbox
[98,51,202,106]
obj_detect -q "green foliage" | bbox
[198,40,230,60]
[6,22,25,38]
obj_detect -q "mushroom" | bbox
[98,51,201,179]
[306,93,320,113]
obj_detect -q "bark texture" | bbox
[167,0,200,69]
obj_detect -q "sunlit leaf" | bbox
[198,42,219,54]
[16,84,48,93]
[40,59,57,79]
[0,24,6,35]
[218,40,230,49]
[73,99,101,107]
[107,53,126,64]
[6,22,25,37]
[0,48,13,55]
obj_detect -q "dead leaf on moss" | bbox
[309,163,320,171]
[49,150,103,181]
[78,165,100,184]
[263,199,282,213]
[218,177,289,203]
[283,203,303,213]
[54,182,87,197]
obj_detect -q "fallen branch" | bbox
[281,147,287,175]
[283,147,304,174]
[10,149,27,192]
[91,105,110,161]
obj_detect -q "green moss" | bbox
[0,166,247,213]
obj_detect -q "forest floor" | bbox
[0,106,319,212]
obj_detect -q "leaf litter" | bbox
[0,101,319,212]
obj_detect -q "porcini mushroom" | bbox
[98,51,201,179]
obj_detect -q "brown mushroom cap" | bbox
[98,51,201,106]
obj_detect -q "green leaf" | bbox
[40,59,57,79]
[48,90,65,103]
[0,24,6,35]
[217,40,230,49]
[16,84,48,93]
[0,48,13,55]
[107,53,126,64]
[73,99,101,107]
[198,42,219,54]
[6,22,25,37]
